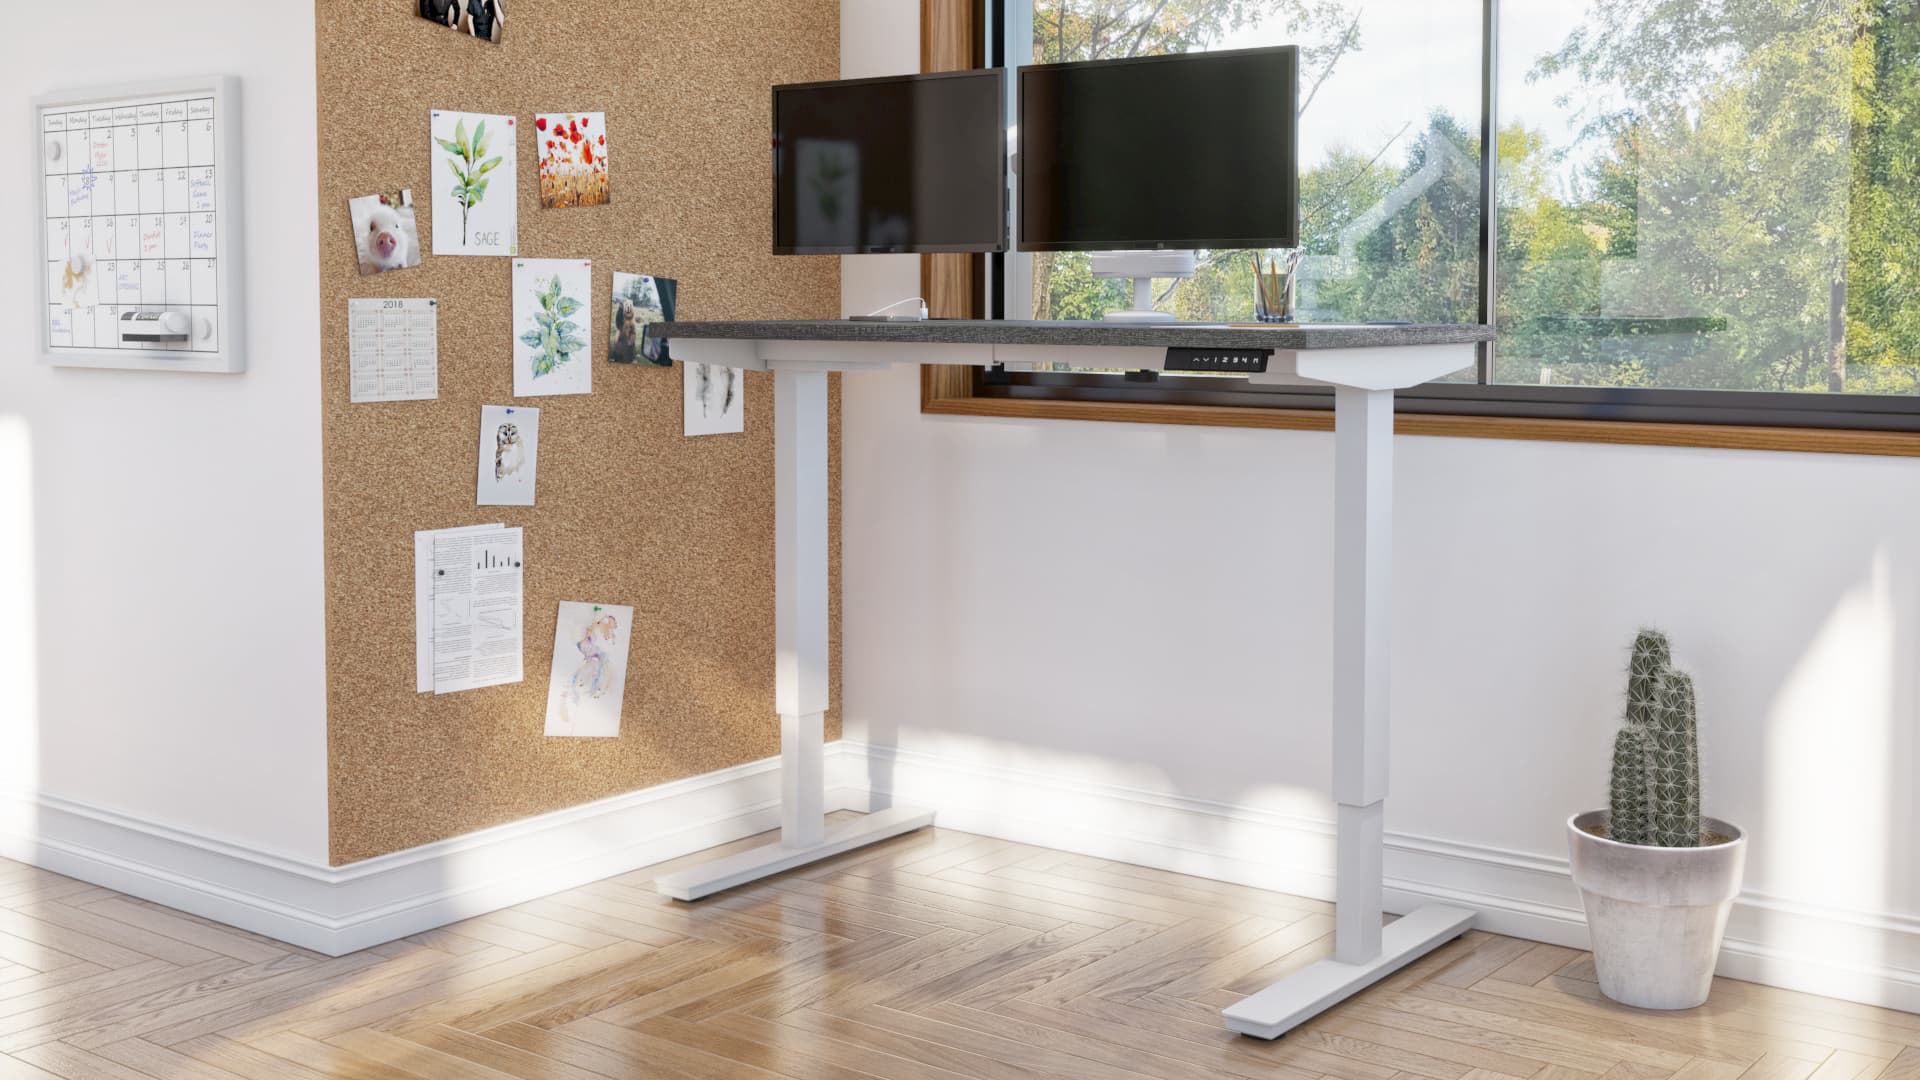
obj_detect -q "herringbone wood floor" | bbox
[0,818,1916,1079]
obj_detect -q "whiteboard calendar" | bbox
[34,77,244,373]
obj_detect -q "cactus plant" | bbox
[1606,630,1703,847]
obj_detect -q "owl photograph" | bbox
[495,422,524,480]
[476,405,538,506]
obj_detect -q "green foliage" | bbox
[1044,252,1132,322]
[1497,0,1920,393]
[1313,117,1483,324]
[1031,0,1352,64]
[1846,0,1920,374]
[1606,629,1703,848]
[520,271,586,378]
[1028,0,1920,395]
[437,117,502,246]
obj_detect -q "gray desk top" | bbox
[646,319,1493,351]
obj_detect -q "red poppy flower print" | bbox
[535,113,608,209]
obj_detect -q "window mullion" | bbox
[1477,0,1498,385]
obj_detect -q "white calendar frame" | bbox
[33,76,245,373]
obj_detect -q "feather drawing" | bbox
[694,363,714,415]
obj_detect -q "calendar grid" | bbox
[42,90,221,357]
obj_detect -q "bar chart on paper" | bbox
[476,544,520,570]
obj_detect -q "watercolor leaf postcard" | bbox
[436,117,503,247]
[430,110,515,256]
[521,271,586,376]
[512,259,592,397]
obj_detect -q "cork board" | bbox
[316,0,841,864]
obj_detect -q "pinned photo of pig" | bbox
[348,190,422,276]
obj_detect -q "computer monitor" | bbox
[1017,46,1299,252]
[772,70,1008,255]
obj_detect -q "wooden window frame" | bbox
[915,0,1920,458]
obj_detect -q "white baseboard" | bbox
[0,751,864,956]
[6,740,1919,1017]
[838,741,1920,1015]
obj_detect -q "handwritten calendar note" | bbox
[40,90,225,359]
[349,298,439,403]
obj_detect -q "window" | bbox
[1497,0,1920,396]
[1014,0,1484,330]
[980,0,1920,432]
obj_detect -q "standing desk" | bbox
[644,319,1495,1038]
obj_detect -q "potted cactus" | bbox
[1567,630,1747,1010]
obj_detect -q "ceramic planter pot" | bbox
[1566,809,1746,1010]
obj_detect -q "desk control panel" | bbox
[1164,346,1271,374]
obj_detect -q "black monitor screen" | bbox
[1019,46,1299,251]
[773,70,1007,255]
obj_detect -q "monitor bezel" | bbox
[771,68,1010,256]
[1016,44,1300,253]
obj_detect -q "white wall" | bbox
[0,3,328,862]
[843,362,1920,1004]
[838,9,1920,1010]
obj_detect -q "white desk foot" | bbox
[1222,903,1476,1039]
[653,806,936,902]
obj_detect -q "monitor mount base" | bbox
[1092,251,1196,324]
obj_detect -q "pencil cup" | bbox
[1254,267,1297,323]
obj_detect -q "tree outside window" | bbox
[1027,0,1920,397]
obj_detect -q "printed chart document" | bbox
[413,523,524,694]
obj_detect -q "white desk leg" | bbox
[656,368,932,902]
[777,368,831,849]
[1223,385,1473,1039]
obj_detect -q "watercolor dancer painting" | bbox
[512,258,592,397]
[536,113,608,209]
[544,601,634,737]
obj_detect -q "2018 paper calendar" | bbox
[35,78,243,373]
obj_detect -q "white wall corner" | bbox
[0,750,867,956]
